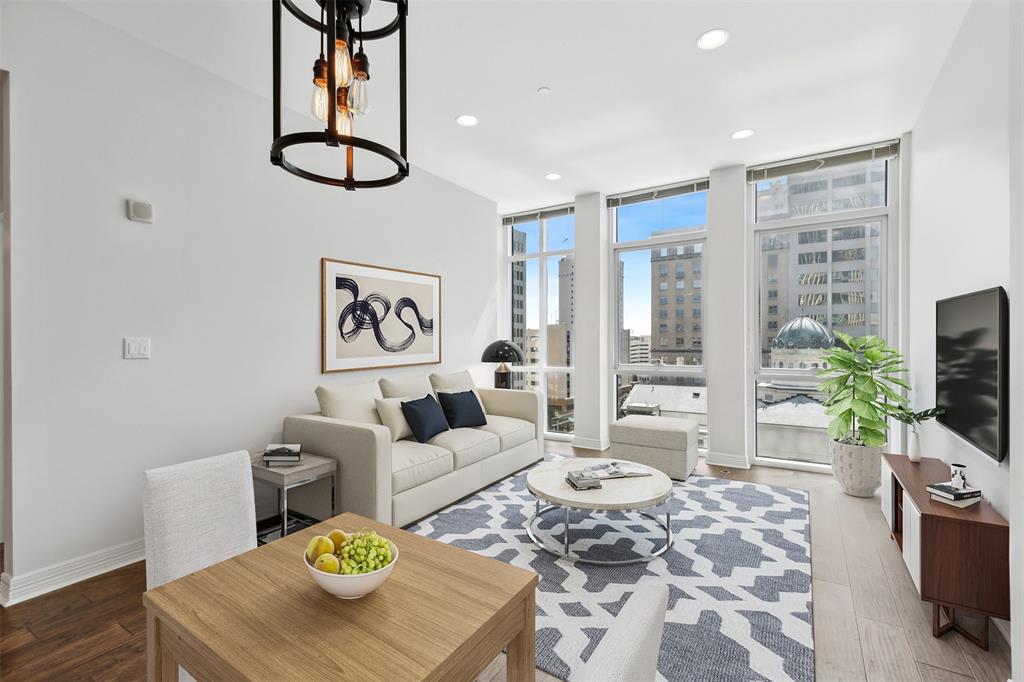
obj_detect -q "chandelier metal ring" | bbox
[271,0,408,190]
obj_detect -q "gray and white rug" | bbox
[407,460,814,682]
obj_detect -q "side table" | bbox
[250,452,337,544]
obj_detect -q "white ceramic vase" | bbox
[830,439,883,497]
[907,430,922,462]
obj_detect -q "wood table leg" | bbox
[147,610,178,681]
[931,603,990,651]
[506,588,536,682]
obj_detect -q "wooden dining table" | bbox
[144,512,538,681]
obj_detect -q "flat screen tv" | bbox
[935,286,1008,462]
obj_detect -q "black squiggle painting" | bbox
[336,276,434,353]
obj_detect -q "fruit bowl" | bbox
[303,531,399,599]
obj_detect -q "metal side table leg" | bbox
[280,485,288,537]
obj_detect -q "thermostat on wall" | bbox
[127,199,154,224]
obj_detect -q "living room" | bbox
[0,1,1021,681]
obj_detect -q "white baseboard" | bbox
[704,450,751,469]
[572,436,609,451]
[0,537,145,607]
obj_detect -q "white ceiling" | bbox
[66,0,970,213]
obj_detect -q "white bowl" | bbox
[304,540,399,599]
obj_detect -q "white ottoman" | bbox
[609,415,699,480]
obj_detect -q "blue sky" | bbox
[517,193,708,335]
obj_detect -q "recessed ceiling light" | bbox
[696,29,729,50]
[545,172,561,181]
[731,129,755,140]
[537,86,552,95]
[455,114,479,127]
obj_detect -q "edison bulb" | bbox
[348,76,368,115]
[334,40,353,87]
[335,106,353,137]
[311,83,329,122]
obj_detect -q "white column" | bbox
[704,165,752,468]
[572,192,610,450]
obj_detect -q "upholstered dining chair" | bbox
[143,450,257,590]
[573,583,669,682]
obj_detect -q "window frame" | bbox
[746,156,900,471]
[608,181,710,442]
[505,206,575,440]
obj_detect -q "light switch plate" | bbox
[123,337,151,359]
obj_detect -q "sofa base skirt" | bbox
[393,439,542,528]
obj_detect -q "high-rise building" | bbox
[628,335,651,364]
[649,238,704,366]
[756,162,884,367]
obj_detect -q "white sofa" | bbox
[283,372,543,527]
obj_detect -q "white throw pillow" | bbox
[430,370,486,414]
[379,375,434,400]
[315,381,383,424]
[374,398,413,442]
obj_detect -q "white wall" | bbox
[0,2,498,581]
[1008,1,1023,676]
[908,0,1012,516]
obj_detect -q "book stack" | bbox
[926,481,982,508]
[566,470,602,491]
[263,444,302,467]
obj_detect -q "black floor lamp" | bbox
[481,340,524,389]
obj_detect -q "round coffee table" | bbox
[526,458,674,565]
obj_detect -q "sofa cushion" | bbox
[429,428,500,469]
[379,375,433,400]
[374,397,413,442]
[430,370,486,413]
[437,390,487,429]
[401,395,450,443]
[476,415,535,451]
[315,381,383,424]
[609,415,697,450]
[391,441,453,494]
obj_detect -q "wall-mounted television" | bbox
[935,286,1008,462]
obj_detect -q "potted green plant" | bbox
[817,332,910,497]
[893,407,945,462]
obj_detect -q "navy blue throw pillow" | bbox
[401,395,450,443]
[437,390,487,429]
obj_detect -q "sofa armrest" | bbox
[478,388,543,439]
[282,414,393,525]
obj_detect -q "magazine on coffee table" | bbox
[576,461,652,480]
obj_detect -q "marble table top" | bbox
[526,457,673,511]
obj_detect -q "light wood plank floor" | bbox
[1,442,1011,682]
[481,441,1012,682]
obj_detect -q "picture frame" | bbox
[321,258,442,373]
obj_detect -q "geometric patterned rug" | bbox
[407,458,814,682]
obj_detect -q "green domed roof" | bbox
[772,316,835,349]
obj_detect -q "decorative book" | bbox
[926,481,981,500]
[930,493,980,508]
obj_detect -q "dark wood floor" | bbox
[0,443,1013,682]
[0,560,147,681]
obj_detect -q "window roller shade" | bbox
[607,179,710,208]
[502,205,574,226]
[747,141,899,183]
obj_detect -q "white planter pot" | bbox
[907,431,922,462]
[830,440,883,497]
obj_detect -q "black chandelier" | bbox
[271,0,409,189]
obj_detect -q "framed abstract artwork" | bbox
[321,258,441,373]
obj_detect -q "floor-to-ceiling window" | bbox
[748,142,899,466]
[609,180,711,450]
[505,206,575,436]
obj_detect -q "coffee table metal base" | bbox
[526,501,673,565]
